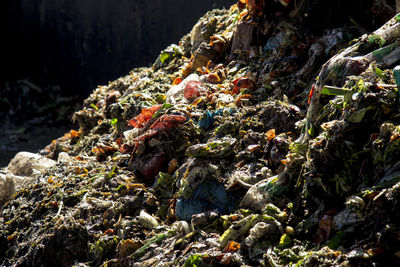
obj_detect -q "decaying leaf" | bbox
[266,129,276,140]
[224,240,241,252]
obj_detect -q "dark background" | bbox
[2,0,235,96]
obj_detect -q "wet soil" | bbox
[0,124,70,167]
[0,78,81,167]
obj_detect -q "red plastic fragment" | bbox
[150,114,187,131]
[183,80,206,102]
[128,105,162,128]
[120,114,186,155]
[308,84,315,104]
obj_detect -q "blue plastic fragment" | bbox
[394,66,400,103]
[175,181,236,221]
[394,66,400,87]
[264,32,285,52]
[198,110,214,130]
[198,108,234,130]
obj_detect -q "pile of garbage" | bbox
[1,1,400,266]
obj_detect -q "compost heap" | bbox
[1,1,400,266]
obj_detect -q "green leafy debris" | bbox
[111,118,118,126]
[321,86,352,96]
[184,254,204,267]
[90,103,99,110]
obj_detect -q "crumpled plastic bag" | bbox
[240,173,288,211]
[175,181,235,221]
[166,74,208,104]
